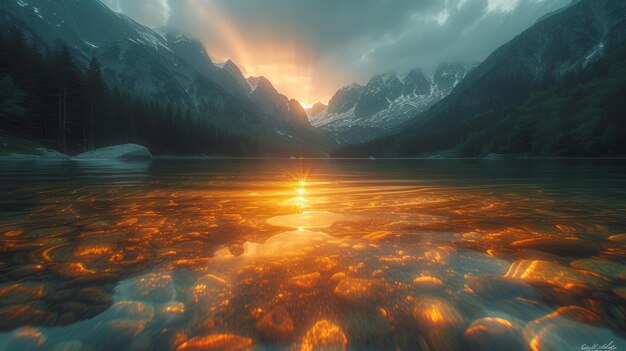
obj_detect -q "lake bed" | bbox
[1,158,625,350]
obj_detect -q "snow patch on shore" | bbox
[73,144,152,161]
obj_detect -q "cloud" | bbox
[101,0,169,29]
[102,0,571,104]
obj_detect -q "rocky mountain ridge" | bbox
[310,63,477,144]
[0,0,325,154]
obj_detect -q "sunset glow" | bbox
[186,0,327,105]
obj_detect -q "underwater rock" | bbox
[7,327,47,350]
[197,274,227,286]
[423,246,456,265]
[464,274,535,300]
[412,276,445,292]
[330,272,346,282]
[571,259,626,282]
[362,231,392,242]
[176,334,253,351]
[0,283,48,306]
[129,272,176,303]
[510,237,599,257]
[494,298,552,324]
[69,273,121,286]
[300,320,348,351]
[108,300,155,322]
[288,272,321,289]
[52,262,97,278]
[524,306,625,351]
[505,260,610,292]
[266,211,347,229]
[607,233,626,242]
[255,305,294,342]
[541,306,605,327]
[0,303,56,330]
[534,286,582,306]
[74,287,113,305]
[158,302,186,323]
[464,317,524,351]
[413,296,465,332]
[100,319,147,347]
[334,278,381,306]
[412,296,466,351]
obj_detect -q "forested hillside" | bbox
[456,44,626,156]
[0,30,260,156]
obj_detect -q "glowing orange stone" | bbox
[333,278,380,305]
[301,320,348,351]
[288,272,321,289]
[505,260,610,291]
[464,317,522,351]
[176,334,253,351]
[413,296,465,331]
[412,276,445,291]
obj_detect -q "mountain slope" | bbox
[459,44,626,156]
[305,102,328,118]
[311,63,475,144]
[0,0,328,155]
[335,0,626,157]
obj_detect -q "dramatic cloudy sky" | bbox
[102,0,570,105]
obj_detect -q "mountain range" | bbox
[309,63,476,144]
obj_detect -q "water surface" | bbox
[1,159,625,350]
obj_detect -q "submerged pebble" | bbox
[464,274,535,300]
[505,260,611,291]
[524,306,626,351]
[412,296,467,351]
[510,237,600,257]
[334,278,381,306]
[464,317,524,351]
[571,259,626,282]
[288,272,321,289]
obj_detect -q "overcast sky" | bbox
[102,0,570,105]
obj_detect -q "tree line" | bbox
[0,29,260,156]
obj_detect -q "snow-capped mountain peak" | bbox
[310,62,477,144]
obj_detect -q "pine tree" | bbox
[0,76,25,131]
[52,45,84,152]
[85,57,107,150]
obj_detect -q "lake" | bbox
[1,158,625,351]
